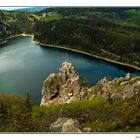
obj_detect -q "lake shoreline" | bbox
[1,34,140,71]
[0,34,34,45]
[33,41,140,71]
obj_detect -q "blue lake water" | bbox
[0,36,140,104]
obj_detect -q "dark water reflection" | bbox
[0,36,140,104]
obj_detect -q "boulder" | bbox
[50,117,68,132]
[120,81,128,86]
[62,119,82,132]
[125,73,131,80]
[50,117,82,132]
[82,127,93,132]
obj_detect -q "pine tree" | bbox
[24,92,32,113]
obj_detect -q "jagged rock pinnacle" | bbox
[40,61,88,106]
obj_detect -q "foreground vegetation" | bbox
[0,93,140,132]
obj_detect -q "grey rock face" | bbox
[90,73,140,100]
[50,117,82,132]
[50,117,68,132]
[122,85,135,99]
[41,61,88,106]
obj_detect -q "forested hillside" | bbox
[0,10,36,42]
[34,8,140,68]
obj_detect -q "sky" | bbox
[0,7,28,10]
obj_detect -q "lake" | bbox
[0,36,140,104]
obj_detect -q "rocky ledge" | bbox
[41,61,140,106]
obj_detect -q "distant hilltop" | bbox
[16,7,48,12]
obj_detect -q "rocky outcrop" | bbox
[50,117,82,132]
[92,73,140,100]
[41,61,88,106]
[41,61,140,106]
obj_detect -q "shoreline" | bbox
[5,34,34,40]
[1,34,140,71]
[0,40,7,45]
[33,41,140,71]
[0,34,34,45]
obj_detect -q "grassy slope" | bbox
[39,12,62,22]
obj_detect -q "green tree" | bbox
[24,92,32,113]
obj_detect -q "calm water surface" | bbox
[0,36,140,104]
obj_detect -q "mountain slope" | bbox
[16,7,48,12]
